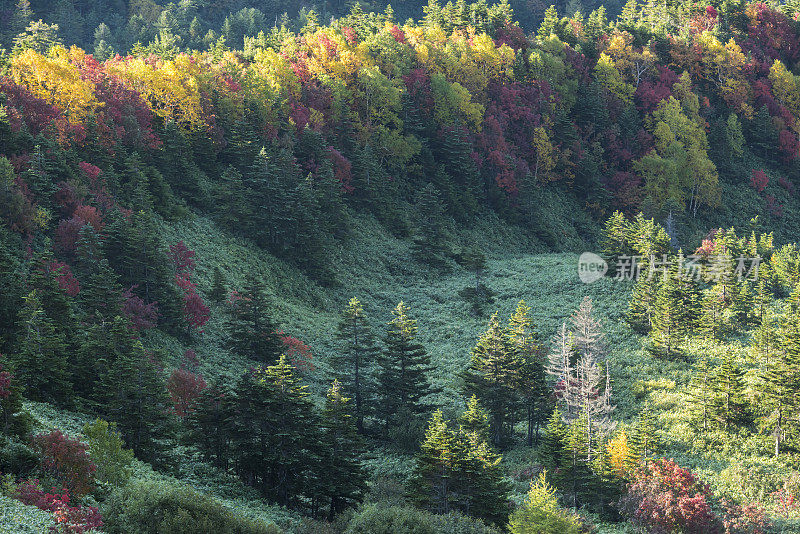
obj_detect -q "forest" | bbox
[2,0,800,532]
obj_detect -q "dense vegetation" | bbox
[3,0,800,532]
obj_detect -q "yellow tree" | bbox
[9,46,99,124]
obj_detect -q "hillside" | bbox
[5,0,800,532]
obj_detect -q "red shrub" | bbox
[278,332,315,373]
[180,349,200,372]
[167,368,207,418]
[45,261,80,297]
[14,479,103,533]
[779,176,796,195]
[751,169,769,193]
[31,431,96,498]
[121,285,158,330]
[619,458,722,534]
[168,241,196,276]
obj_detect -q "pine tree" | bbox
[318,380,366,519]
[649,265,687,359]
[209,265,227,303]
[539,407,567,474]
[628,270,659,333]
[99,325,171,462]
[462,312,521,447]
[411,183,450,268]
[556,419,593,509]
[628,402,659,463]
[226,274,282,363]
[758,318,800,456]
[334,297,378,433]
[377,301,437,433]
[708,351,750,429]
[408,410,462,514]
[187,381,232,470]
[508,300,549,446]
[13,290,71,404]
[686,357,715,432]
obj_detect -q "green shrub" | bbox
[345,505,502,534]
[508,472,582,534]
[0,436,37,477]
[103,478,282,534]
[82,418,134,487]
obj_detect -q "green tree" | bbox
[13,290,70,404]
[377,301,437,434]
[462,312,520,448]
[509,471,581,534]
[334,297,379,433]
[226,274,282,363]
[82,418,134,487]
[317,380,366,519]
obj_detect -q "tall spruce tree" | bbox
[462,312,521,447]
[226,274,282,363]
[758,317,800,456]
[377,301,437,433]
[334,297,378,433]
[317,379,366,519]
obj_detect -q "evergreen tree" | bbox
[377,301,437,433]
[317,380,367,519]
[556,418,594,509]
[226,274,282,363]
[228,356,319,507]
[99,322,171,462]
[462,312,520,447]
[758,318,800,456]
[209,265,227,303]
[649,264,687,359]
[628,402,659,463]
[411,183,450,268]
[334,297,379,433]
[508,300,549,446]
[188,381,231,470]
[708,351,750,429]
[13,290,71,404]
[539,408,567,475]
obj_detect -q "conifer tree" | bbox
[508,300,549,446]
[209,265,227,303]
[539,407,567,475]
[408,409,462,514]
[628,402,659,463]
[377,301,437,433]
[686,357,715,432]
[13,290,71,404]
[709,351,750,429]
[462,312,520,447]
[411,183,450,268]
[187,381,231,470]
[99,325,171,462]
[317,380,366,519]
[758,318,800,456]
[334,297,379,433]
[226,274,282,362]
[649,265,687,358]
[228,356,319,506]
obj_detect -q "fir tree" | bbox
[649,265,687,359]
[508,300,549,446]
[709,351,750,429]
[411,183,450,268]
[209,265,227,303]
[13,290,71,404]
[628,402,659,463]
[462,312,521,447]
[317,380,367,519]
[226,274,282,363]
[758,318,800,456]
[377,301,437,433]
[334,297,379,433]
[539,407,567,475]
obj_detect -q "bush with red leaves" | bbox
[618,458,722,534]
[121,285,158,331]
[278,332,315,373]
[14,479,103,533]
[45,261,80,297]
[31,431,96,498]
[168,242,209,331]
[167,368,207,418]
[751,169,769,193]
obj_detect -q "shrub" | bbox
[618,458,722,534]
[32,431,96,498]
[0,436,38,475]
[508,472,581,534]
[345,505,502,534]
[103,478,282,534]
[82,419,134,487]
[14,478,103,533]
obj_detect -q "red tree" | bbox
[751,169,769,192]
[166,368,207,418]
[31,431,96,498]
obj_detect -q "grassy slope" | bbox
[11,181,800,531]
